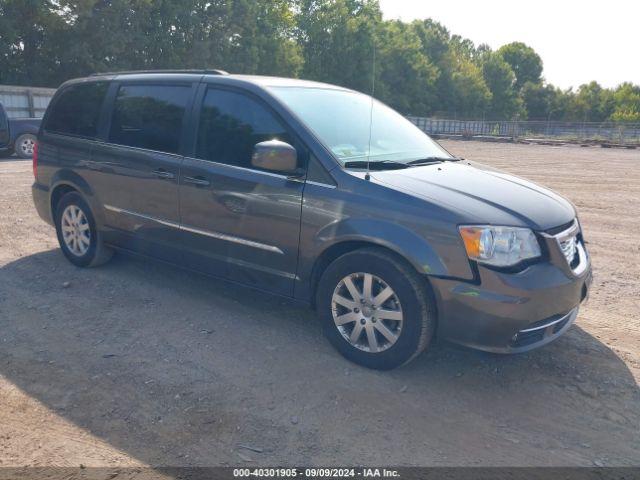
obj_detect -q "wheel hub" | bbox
[61,205,91,257]
[21,138,35,155]
[331,272,403,353]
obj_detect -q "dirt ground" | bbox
[0,141,638,468]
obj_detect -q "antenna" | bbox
[365,38,376,181]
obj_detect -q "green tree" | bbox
[297,0,380,93]
[61,0,302,77]
[566,81,615,122]
[0,0,304,86]
[480,51,521,119]
[0,0,67,86]
[412,20,491,117]
[448,58,491,118]
[497,41,543,90]
[411,19,449,66]
[374,20,439,115]
[219,0,303,75]
[1,1,639,122]
[520,81,571,120]
[411,19,450,113]
[610,83,640,122]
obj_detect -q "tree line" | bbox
[1,0,638,122]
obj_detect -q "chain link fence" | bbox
[408,117,640,145]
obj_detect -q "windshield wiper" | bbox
[407,156,463,166]
[343,160,410,170]
[343,156,463,170]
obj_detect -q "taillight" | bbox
[32,141,38,178]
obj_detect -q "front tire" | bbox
[14,133,36,159]
[54,192,113,267]
[317,248,436,370]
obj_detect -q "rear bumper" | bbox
[32,182,53,226]
[430,261,592,353]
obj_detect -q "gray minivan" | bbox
[32,70,592,369]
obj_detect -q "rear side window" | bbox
[109,84,190,154]
[196,88,292,169]
[44,82,108,138]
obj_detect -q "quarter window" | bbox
[109,84,190,154]
[44,82,108,138]
[196,89,293,169]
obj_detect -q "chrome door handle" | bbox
[183,176,210,186]
[153,169,175,179]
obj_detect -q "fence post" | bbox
[546,116,550,137]
[26,90,35,118]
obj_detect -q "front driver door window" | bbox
[179,87,305,296]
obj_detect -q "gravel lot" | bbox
[0,141,638,468]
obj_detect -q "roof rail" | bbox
[90,69,229,77]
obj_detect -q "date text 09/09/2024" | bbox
[232,468,400,478]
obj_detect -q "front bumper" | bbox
[430,222,592,353]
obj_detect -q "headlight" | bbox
[458,226,541,267]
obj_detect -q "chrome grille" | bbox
[554,220,580,267]
[559,235,578,265]
[542,219,589,276]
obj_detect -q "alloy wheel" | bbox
[61,205,91,256]
[331,272,403,353]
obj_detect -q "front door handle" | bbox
[183,175,210,187]
[153,168,175,180]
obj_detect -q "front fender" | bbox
[315,218,449,276]
[294,215,475,303]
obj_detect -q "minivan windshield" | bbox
[270,86,451,167]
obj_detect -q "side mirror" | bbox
[251,140,298,174]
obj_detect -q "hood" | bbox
[371,161,576,231]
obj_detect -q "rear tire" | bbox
[14,133,36,159]
[54,192,113,267]
[316,247,436,370]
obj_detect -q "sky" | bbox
[379,0,640,90]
